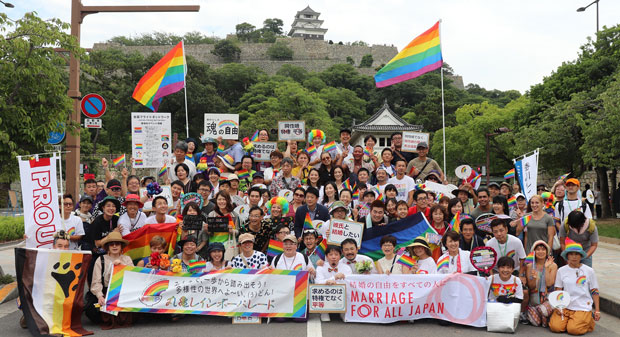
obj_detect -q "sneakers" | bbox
[20,315,27,329]
[320,313,331,322]
[519,312,530,325]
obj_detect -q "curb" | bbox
[0,282,17,304]
[600,294,620,319]
[599,236,620,246]
[0,240,24,252]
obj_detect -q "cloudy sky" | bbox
[4,0,619,93]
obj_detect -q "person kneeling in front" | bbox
[316,245,351,322]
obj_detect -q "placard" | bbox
[470,246,497,274]
[278,120,305,141]
[253,142,278,162]
[182,214,205,231]
[140,185,173,212]
[401,131,430,153]
[203,113,239,140]
[326,219,364,246]
[232,316,261,324]
[207,217,230,232]
[309,284,346,313]
[131,112,172,168]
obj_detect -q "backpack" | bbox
[273,253,309,267]
[563,218,596,235]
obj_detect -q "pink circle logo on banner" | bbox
[427,274,486,325]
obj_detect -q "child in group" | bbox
[315,245,352,322]
[136,236,167,270]
[396,200,409,220]
[301,229,323,268]
[405,237,437,274]
[488,256,524,303]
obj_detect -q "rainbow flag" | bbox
[341,178,352,190]
[188,260,206,273]
[303,212,314,230]
[135,159,144,166]
[437,255,450,271]
[132,41,186,112]
[376,193,385,202]
[504,168,515,180]
[306,145,317,156]
[449,212,461,233]
[396,254,417,268]
[323,141,337,153]
[352,190,360,201]
[133,127,142,133]
[520,214,532,227]
[123,222,179,262]
[363,147,372,157]
[374,21,442,88]
[112,154,125,167]
[217,143,225,155]
[507,196,517,208]
[524,252,535,264]
[315,239,327,260]
[267,239,284,257]
[135,143,143,149]
[558,172,570,181]
[209,231,229,244]
[237,169,250,180]
[251,130,259,142]
[415,183,426,191]
[158,165,168,178]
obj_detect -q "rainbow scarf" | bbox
[112,154,125,167]
[504,168,515,180]
[323,141,337,153]
[437,255,450,271]
[375,21,442,88]
[132,41,186,112]
[376,193,385,202]
[267,239,284,257]
[396,254,416,268]
[251,130,259,142]
[303,212,314,231]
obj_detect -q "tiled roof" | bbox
[352,101,422,131]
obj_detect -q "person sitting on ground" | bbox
[205,242,229,272]
[137,235,167,269]
[525,240,557,327]
[559,210,598,268]
[488,256,524,303]
[230,233,268,269]
[59,193,85,250]
[173,235,205,273]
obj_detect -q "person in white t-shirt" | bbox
[437,231,475,274]
[405,237,437,274]
[59,194,85,250]
[555,178,592,223]
[487,256,524,302]
[387,158,415,206]
[316,245,352,322]
[487,219,526,274]
[271,234,316,274]
[340,238,377,274]
[549,239,600,335]
[118,194,147,236]
[145,196,177,225]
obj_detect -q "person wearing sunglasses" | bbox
[90,178,127,219]
[58,193,85,250]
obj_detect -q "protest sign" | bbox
[204,113,239,140]
[253,142,278,162]
[514,149,538,201]
[401,131,429,153]
[19,154,61,248]
[278,120,305,141]
[140,185,173,212]
[105,266,309,318]
[326,219,364,247]
[309,284,347,313]
[131,112,172,168]
[345,274,489,326]
[207,217,230,232]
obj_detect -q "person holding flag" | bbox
[437,231,476,274]
[294,187,330,238]
[375,235,405,274]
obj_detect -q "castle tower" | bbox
[288,6,328,40]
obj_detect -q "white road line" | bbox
[307,314,323,337]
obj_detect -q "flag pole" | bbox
[182,40,189,138]
[438,19,447,177]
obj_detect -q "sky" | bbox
[3,0,619,93]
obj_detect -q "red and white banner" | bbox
[345,273,490,327]
[19,155,61,248]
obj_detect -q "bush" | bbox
[359,54,373,68]
[211,40,241,62]
[0,216,25,242]
[266,42,293,60]
[0,274,14,285]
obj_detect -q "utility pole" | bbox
[66,0,199,198]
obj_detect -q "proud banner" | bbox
[105,266,308,317]
[345,273,489,327]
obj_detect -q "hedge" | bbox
[0,216,25,242]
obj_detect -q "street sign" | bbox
[84,118,102,128]
[80,93,106,118]
[47,122,65,145]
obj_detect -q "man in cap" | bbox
[217,136,244,171]
[488,182,501,199]
[74,194,94,224]
[406,141,444,182]
[195,135,218,167]
[87,196,122,250]
[230,233,268,269]
[118,194,146,235]
[168,141,197,182]
[91,179,126,218]
[555,178,592,223]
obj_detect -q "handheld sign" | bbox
[308,284,346,313]
[81,93,106,118]
[182,214,205,231]
[326,219,364,246]
[207,217,229,233]
[234,205,249,224]
[586,190,595,204]
[470,246,498,274]
[279,189,293,203]
[180,192,203,209]
[455,165,472,179]
[278,120,305,141]
[474,213,497,234]
[548,291,571,309]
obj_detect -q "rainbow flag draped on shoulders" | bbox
[374,21,443,88]
[122,222,179,262]
[132,41,186,112]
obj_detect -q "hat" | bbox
[107,179,121,189]
[515,192,526,200]
[218,154,236,170]
[561,238,587,260]
[302,228,319,237]
[425,170,441,181]
[100,231,129,247]
[122,194,144,208]
[408,236,431,255]
[416,142,428,149]
[530,240,550,255]
[488,182,500,189]
[500,182,512,189]
[200,135,218,145]
[565,178,580,187]
[178,235,198,248]
[79,195,94,204]
[207,167,221,176]
[239,233,255,244]
[252,171,264,179]
[252,183,267,189]
[452,186,473,198]
[228,174,239,181]
[207,242,226,254]
[98,196,120,212]
[283,234,297,243]
[329,201,348,214]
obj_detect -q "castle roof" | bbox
[297,6,319,16]
[352,101,423,132]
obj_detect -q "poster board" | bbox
[131,112,172,168]
[326,219,364,246]
[308,284,346,313]
[203,113,239,140]
[253,142,278,162]
[401,131,429,153]
[277,121,305,142]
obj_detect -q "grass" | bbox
[595,218,620,239]
[0,274,14,285]
[0,216,24,242]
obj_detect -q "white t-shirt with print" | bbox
[60,214,85,250]
[555,264,599,311]
[437,249,475,274]
[387,175,415,202]
[416,256,437,274]
[487,274,524,302]
[555,199,592,223]
[486,234,526,271]
[271,252,311,271]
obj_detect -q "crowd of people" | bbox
[39,129,602,334]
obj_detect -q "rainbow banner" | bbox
[504,168,515,180]
[132,41,186,112]
[105,265,309,318]
[375,21,442,88]
[112,154,126,167]
[267,239,284,257]
[123,222,179,262]
[250,130,259,142]
[323,141,337,153]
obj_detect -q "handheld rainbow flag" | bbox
[376,193,385,202]
[158,165,168,178]
[324,141,337,153]
[558,172,570,181]
[132,41,186,112]
[217,143,225,155]
[352,190,360,201]
[449,212,461,233]
[414,183,426,191]
[303,212,314,230]
[504,168,515,180]
[520,214,532,227]
[250,130,259,142]
[237,169,250,180]
[375,21,442,88]
[112,154,125,167]
[363,147,372,157]
[437,255,450,271]
[507,196,517,208]
[341,178,352,190]
[188,260,206,273]
[306,145,317,156]
[267,239,284,257]
[396,254,417,268]
[315,239,327,260]
[524,252,535,264]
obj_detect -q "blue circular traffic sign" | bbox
[81,93,106,118]
[47,123,65,145]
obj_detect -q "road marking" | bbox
[307,314,322,337]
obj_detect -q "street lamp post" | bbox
[65,0,200,199]
[485,127,512,186]
[577,0,600,34]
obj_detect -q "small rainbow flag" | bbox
[188,260,206,273]
[135,144,143,149]
[435,192,445,202]
[437,255,449,271]
[237,169,250,180]
[217,143,225,155]
[306,145,317,156]
[376,193,385,202]
[415,183,426,191]
[558,172,570,181]
[352,190,359,201]
[303,212,314,230]
[341,178,352,190]
[315,239,327,260]
[363,147,372,157]
[158,165,168,178]
[251,130,259,142]
[396,254,417,268]
[267,239,284,257]
[507,196,517,208]
[449,212,461,233]
[134,127,142,133]
[520,214,532,227]
[323,141,337,153]
[359,202,370,212]
[524,252,535,264]
[504,168,515,180]
[112,154,125,167]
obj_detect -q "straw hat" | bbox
[100,231,129,247]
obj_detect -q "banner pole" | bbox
[182,40,189,139]
[58,152,65,219]
[438,19,446,177]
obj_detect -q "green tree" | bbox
[319,64,374,101]
[213,63,265,105]
[346,56,354,65]
[351,41,368,46]
[359,54,373,68]
[276,64,308,83]
[263,18,284,35]
[0,13,84,204]
[109,31,215,45]
[266,41,293,60]
[211,40,241,62]
[318,87,367,128]
[235,23,256,42]
[302,75,327,92]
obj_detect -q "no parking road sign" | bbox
[81,93,106,118]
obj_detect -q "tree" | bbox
[213,63,265,105]
[346,56,354,65]
[0,12,84,205]
[276,64,308,83]
[351,41,368,46]
[266,41,293,60]
[235,23,256,42]
[263,18,284,35]
[359,54,373,68]
[109,31,215,45]
[318,87,367,128]
[211,40,241,62]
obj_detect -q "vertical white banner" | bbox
[19,155,61,248]
[514,149,538,200]
[131,112,172,168]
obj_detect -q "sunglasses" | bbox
[111,187,121,191]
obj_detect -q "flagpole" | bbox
[58,152,65,218]
[438,19,447,178]
[182,40,189,138]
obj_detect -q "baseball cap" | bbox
[565,178,580,187]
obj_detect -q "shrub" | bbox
[211,40,241,62]
[267,42,293,60]
[0,216,25,242]
[359,54,373,68]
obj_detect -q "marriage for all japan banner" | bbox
[105,266,308,318]
[345,274,490,327]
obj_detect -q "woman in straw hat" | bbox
[404,237,437,274]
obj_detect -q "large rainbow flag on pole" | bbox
[374,21,442,88]
[132,41,186,112]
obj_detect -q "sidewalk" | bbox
[592,241,620,318]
